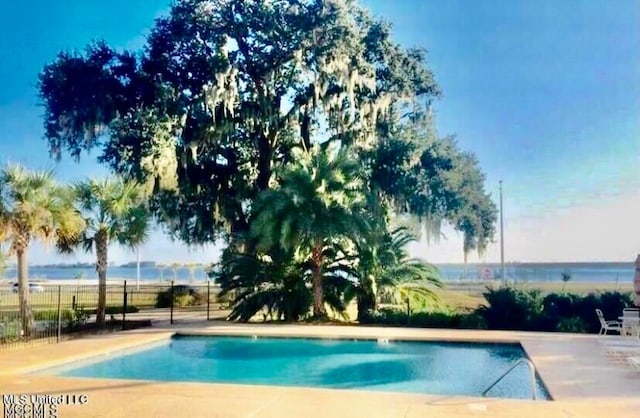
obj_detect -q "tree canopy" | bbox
[38,0,440,244]
[0,165,84,334]
[38,0,498,320]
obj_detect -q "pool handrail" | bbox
[481,358,537,400]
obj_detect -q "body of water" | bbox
[55,335,549,400]
[0,266,210,282]
[0,262,634,283]
[436,262,635,283]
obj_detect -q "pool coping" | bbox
[2,323,640,417]
[0,331,174,376]
[0,325,608,389]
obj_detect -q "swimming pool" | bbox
[54,335,550,400]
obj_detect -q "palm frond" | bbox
[74,176,151,251]
[252,145,368,254]
[349,221,444,315]
[0,165,85,253]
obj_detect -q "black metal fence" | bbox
[0,281,225,350]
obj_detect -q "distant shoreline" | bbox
[0,261,635,284]
[0,261,635,269]
[0,278,210,286]
[0,277,632,286]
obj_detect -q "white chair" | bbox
[596,309,622,335]
[621,308,640,336]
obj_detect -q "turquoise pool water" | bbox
[55,336,550,400]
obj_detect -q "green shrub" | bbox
[572,291,633,333]
[155,290,171,308]
[556,317,588,333]
[475,286,633,333]
[537,293,578,331]
[459,312,488,329]
[215,290,234,308]
[476,286,543,331]
[155,286,205,308]
[174,294,194,307]
[66,305,90,331]
[34,309,73,321]
[359,307,402,325]
[359,307,484,329]
[105,305,139,315]
[409,311,463,328]
[543,293,578,318]
[362,286,633,335]
[0,319,21,342]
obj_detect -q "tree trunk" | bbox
[256,133,272,192]
[95,231,108,328]
[357,277,376,322]
[311,241,326,319]
[17,249,34,338]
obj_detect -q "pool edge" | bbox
[1,331,174,376]
[35,330,551,401]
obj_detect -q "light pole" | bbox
[136,246,141,290]
[499,180,505,283]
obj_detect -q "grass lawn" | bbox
[438,281,634,311]
[0,285,166,311]
[1,281,633,320]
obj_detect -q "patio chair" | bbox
[596,309,622,335]
[621,308,640,336]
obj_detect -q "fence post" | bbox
[56,285,62,343]
[122,280,127,331]
[207,280,210,321]
[170,281,174,325]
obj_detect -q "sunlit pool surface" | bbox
[54,335,550,400]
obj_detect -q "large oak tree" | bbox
[38,0,497,318]
[39,0,438,245]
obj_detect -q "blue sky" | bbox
[0,0,638,264]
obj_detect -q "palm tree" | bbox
[170,262,182,282]
[213,247,312,322]
[0,246,8,280]
[0,165,84,336]
[67,177,150,327]
[561,269,572,292]
[157,263,166,282]
[185,262,198,284]
[350,227,443,320]
[214,245,353,322]
[251,145,368,319]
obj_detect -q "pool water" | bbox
[55,335,550,400]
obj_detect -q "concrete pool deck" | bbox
[1,322,640,417]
